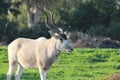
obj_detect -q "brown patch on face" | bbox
[60,34,67,40]
[44,67,47,70]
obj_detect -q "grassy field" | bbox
[0,46,120,80]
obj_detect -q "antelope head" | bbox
[37,7,73,53]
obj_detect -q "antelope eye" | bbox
[60,38,63,41]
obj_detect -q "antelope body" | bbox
[7,7,73,80]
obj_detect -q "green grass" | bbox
[0,46,120,80]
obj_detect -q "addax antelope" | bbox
[7,7,73,80]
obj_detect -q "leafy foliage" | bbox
[88,22,120,40]
[0,0,20,43]
[0,0,120,44]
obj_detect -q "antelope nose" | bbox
[68,48,73,52]
[71,49,73,51]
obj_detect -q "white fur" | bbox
[7,34,73,80]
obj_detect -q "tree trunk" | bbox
[22,0,48,28]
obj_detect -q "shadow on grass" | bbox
[0,73,40,80]
[0,74,6,80]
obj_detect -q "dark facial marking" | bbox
[60,34,67,40]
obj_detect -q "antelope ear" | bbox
[49,30,55,36]
[64,31,67,35]
[59,28,63,34]
[49,30,62,39]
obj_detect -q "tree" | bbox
[21,0,50,28]
[68,0,117,31]
[0,0,20,43]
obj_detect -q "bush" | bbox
[0,17,19,43]
[69,1,98,32]
[107,22,120,40]
[88,22,120,40]
[88,24,107,37]
[18,23,50,39]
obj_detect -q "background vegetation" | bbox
[0,46,120,80]
[0,0,120,43]
[1,1,120,80]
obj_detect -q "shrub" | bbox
[18,23,50,39]
[88,24,107,37]
[107,22,120,40]
[88,22,120,40]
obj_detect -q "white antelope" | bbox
[7,7,73,80]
